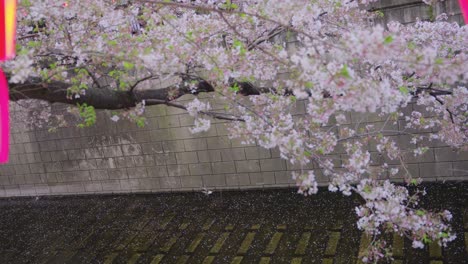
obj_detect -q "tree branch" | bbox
[145,99,244,121]
[8,75,259,114]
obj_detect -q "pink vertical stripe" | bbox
[460,0,468,24]
[0,69,9,163]
[0,0,5,60]
[0,0,14,163]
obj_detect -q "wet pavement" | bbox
[0,183,467,264]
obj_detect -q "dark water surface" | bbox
[0,183,466,264]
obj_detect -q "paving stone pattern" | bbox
[0,0,466,197]
[0,185,466,264]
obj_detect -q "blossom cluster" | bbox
[355,179,456,262]
[186,98,212,133]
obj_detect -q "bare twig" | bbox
[129,75,157,93]
[247,26,285,51]
[145,99,245,121]
[430,93,455,123]
[83,67,102,89]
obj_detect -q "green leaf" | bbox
[186,31,194,41]
[420,117,426,125]
[416,210,425,216]
[317,148,325,155]
[384,35,394,44]
[407,42,416,50]
[233,39,246,55]
[21,0,32,7]
[108,40,118,46]
[399,86,409,95]
[439,232,449,238]
[339,64,351,79]
[76,103,96,128]
[109,70,121,78]
[135,117,146,128]
[229,83,240,93]
[119,80,127,89]
[374,10,384,18]
[422,234,432,244]
[79,83,88,90]
[144,47,152,55]
[363,185,372,194]
[123,61,134,70]
[27,41,41,48]
[221,0,238,10]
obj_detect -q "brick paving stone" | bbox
[0,184,466,264]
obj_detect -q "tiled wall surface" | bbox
[2,93,466,197]
[0,0,466,197]
[370,0,464,25]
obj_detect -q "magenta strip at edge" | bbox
[460,0,468,24]
[0,69,9,163]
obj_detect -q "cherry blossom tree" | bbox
[3,0,467,262]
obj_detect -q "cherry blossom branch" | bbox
[247,26,285,51]
[128,74,158,93]
[430,93,455,123]
[138,0,319,41]
[217,12,289,66]
[145,99,244,121]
